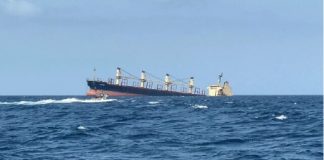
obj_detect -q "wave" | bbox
[225,101,234,104]
[0,98,117,105]
[148,101,160,104]
[77,125,87,130]
[275,115,287,120]
[195,138,245,146]
[192,104,208,109]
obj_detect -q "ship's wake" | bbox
[0,98,117,106]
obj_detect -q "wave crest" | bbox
[275,115,287,120]
[0,98,116,105]
[148,101,160,104]
[192,104,208,109]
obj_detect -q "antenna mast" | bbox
[93,67,96,80]
[218,73,223,85]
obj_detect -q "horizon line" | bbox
[0,94,322,96]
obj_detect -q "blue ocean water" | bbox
[0,96,322,160]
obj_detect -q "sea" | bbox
[0,96,322,160]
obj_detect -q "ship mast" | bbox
[115,67,122,85]
[188,77,194,94]
[218,73,223,85]
[140,70,147,88]
[164,74,172,91]
[93,67,96,80]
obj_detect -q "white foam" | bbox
[0,98,117,105]
[148,101,160,104]
[77,125,86,130]
[275,115,287,120]
[225,101,234,104]
[192,104,208,109]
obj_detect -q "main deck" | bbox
[87,80,205,97]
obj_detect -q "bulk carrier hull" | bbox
[87,80,204,97]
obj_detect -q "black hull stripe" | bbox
[87,80,204,96]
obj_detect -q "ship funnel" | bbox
[164,74,172,90]
[115,67,122,85]
[188,77,194,94]
[140,70,146,87]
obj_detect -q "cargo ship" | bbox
[86,67,232,97]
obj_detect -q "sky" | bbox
[0,0,322,95]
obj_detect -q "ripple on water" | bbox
[0,96,321,159]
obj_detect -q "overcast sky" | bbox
[0,0,322,95]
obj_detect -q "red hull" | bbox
[87,89,142,97]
